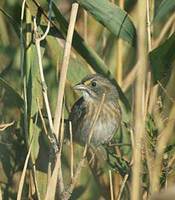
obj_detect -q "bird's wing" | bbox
[69,97,86,123]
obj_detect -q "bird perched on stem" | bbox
[69,74,122,146]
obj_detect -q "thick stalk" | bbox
[131,1,147,200]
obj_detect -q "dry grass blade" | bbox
[153,12,175,49]
[17,138,33,200]
[146,0,152,52]
[148,85,159,113]
[44,154,61,200]
[0,121,14,132]
[116,0,124,86]
[109,170,114,200]
[122,64,138,92]
[69,121,74,179]
[117,174,129,200]
[34,18,55,137]
[45,111,65,200]
[53,3,79,138]
[83,10,88,42]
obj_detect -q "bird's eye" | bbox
[91,81,97,87]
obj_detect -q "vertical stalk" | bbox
[146,0,152,52]
[20,5,29,180]
[131,1,147,200]
[115,0,124,86]
[145,0,155,196]
[45,3,79,199]
[109,170,114,200]
[69,121,74,179]
[83,10,88,42]
[114,0,124,197]
[0,186,2,200]
[53,3,79,139]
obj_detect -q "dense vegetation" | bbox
[0,0,175,199]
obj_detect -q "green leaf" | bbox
[150,33,175,86]
[29,0,131,110]
[154,0,175,22]
[0,7,20,38]
[0,77,24,108]
[51,2,131,111]
[46,36,91,85]
[76,0,136,45]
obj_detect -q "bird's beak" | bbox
[73,83,86,91]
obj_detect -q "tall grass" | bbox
[0,0,175,199]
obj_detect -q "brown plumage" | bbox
[69,74,122,146]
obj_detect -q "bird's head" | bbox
[74,74,119,102]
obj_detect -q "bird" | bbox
[68,74,122,147]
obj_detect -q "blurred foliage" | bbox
[76,0,136,45]
[150,33,175,86]
[154,0,175,22]
[0,0,175,199]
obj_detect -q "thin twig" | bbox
[20,0,26,78]
[34,18,55,134]
[32,164,41,200]
[129,126,135,166]
[17,138,33,200]
[69,121,74,179]
[0,121,14,131]
[109,170,114,200]
[39,0,53,41]
[83,10,88,42]
[146,0,152,52]
[0,186,2,200]
[117,174,129,200]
